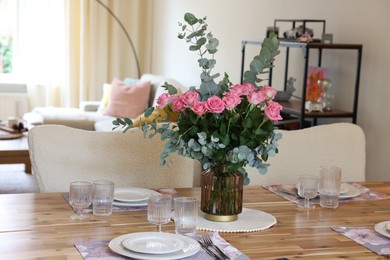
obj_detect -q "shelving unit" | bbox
[240,39,363,128]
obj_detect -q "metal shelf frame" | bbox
[240,40,363,128]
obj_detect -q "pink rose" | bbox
[205,96,225,114]
[247,91,266,105]
[172,97,186,112]
[191,100,207,115]
[242,83,256,94]
[156,93,172,109]
[261,86,277,99]
[222,93,241,110]
[264,100,283,121]
[230,83,255,96]
[181,91,199,107]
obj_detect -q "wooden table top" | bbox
[1,182,390,259]
[0,133,28,151]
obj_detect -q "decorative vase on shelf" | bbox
[200,166,243,222]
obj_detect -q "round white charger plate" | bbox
[196,208,277,233]
[122,232,185,254]
[109,232,200,260]
[374,221,390,239]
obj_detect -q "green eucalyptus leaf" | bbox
[184,13,198,26]
[187,29,206,40]
[189,45,201,51]
[197,37,207,46]
[144,107,155,118]
[198,58,208,67]
[124,118,133,125]
[162,82,178,95]
[199,81,219,97]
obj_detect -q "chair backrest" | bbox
[246,123,366,185]
[28,125,201,192]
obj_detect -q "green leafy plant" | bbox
[0,35,12,73]
[114,12,282,185]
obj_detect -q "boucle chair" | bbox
[28,125,201,192]
[247,123,366,185]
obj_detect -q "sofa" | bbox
[23,74,186,131]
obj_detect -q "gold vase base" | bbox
[204,213,238,222]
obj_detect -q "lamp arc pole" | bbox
[95,0,141,78]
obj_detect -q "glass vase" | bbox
[200,167,243,222]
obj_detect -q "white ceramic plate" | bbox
[339,183,349,194]
[374,221,390,238]
[339,184,362,199]
[114,188,160,203]
[113,200,148,207]
[122,232,185,255]
[109,232,200,260]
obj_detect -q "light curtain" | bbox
[65,0,152,107]
[16,0,66,107]
[17,0,152,108]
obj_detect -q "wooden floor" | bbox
[0,164,38,194]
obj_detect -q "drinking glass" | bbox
[92,180,115,216]
[69,181,93,220]
[147,195,172,232]
[174,197,198,236]
[319,166,342,208]
[297,175,319,208]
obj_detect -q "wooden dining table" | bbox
[0,182,389,259]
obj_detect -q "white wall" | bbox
[150,0,390,181]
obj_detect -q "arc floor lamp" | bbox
[95,0,141,78]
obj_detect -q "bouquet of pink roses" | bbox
[114,13,282,184]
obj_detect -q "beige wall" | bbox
[150,0,390,181]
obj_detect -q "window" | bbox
[0,0,17,74]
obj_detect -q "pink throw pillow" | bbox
[103,78,151,118]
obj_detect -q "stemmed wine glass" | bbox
[297,175,319,209]
[147,195,172,232]
[69,181,93,220]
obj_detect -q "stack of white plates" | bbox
[374,221,390,239]
[339,183,362,199]
[113,188,161,207]
[109,232,200,259]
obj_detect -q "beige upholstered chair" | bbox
[247,123,366,185]
[28,125,201,192]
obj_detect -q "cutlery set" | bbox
[199,234,230,260]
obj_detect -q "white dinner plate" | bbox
[339,183,349,194]
[113,200,148,207]
[109,232,200,260]
[122,232,185,255]
[339,183,362,199]
[114,188,160,203]
[374,221,390,238]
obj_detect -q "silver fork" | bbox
[202,234,230,260]
[199,240,221,260]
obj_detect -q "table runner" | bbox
[74,231,249,259]
[263,182,390,205]
[332,226,390,256]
